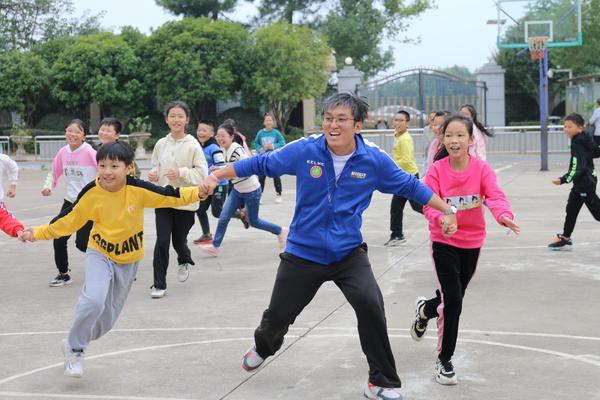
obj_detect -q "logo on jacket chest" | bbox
[309,165,323,178]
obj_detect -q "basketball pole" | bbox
[539,47,549,171]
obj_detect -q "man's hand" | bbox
[200,177,218,198]
[41,188,52,196]
[6,184,16,198]
[552,178,561,185]
[440,214,457,237]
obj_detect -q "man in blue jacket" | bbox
[201,92,457,400]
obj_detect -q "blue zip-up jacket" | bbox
[234,133,434,265]
[201,137,227,186]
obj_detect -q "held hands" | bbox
[41,188,52,196]
[17,228,35,242]
[501,215,521,235]
[199,175,218,198]
[551,178,561,185]
[440,214,457,238]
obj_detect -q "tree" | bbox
[0,0,104,51]
[252,22,330,130]
[143,18,253,120]
[0,50,50,124]
[257,0,434,77]
[255,0,325,23]
[50,32,148,118]
[155,0,237,19]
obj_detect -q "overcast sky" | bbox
[71,0,500,73]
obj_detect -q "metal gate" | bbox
[357,68,487,128]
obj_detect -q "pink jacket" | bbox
[423,156,514,249]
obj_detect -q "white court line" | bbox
[2,326,599,341]
[13,203,62,213]
[0,333,598,394]
[494,164,514,174]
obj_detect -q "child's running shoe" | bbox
[548,234,573,251]
[193,233,213,245]
[199,244,219,257]
[62,339,84,378]
[435,358,457,385]
[410,296,429,341]
[364,381,402,399]
[49,273,72,287]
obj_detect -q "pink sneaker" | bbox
[199,244,219,257]
[277,227,289,249]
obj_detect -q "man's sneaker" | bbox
[548,234,573,251]
[384,236,406,247]
[62,339,84,378]
[435,358,458,385]
[364,382,402,400]
[199,244,219,257]
[239,208,250,229]
[49,273,72,287]
[241,345,264,372]
[150,286,167,299]
[275,194,283,204]
[177,263,190,283]
[277,227,289,249]
[410,296,429,341]
[193,233,213,245]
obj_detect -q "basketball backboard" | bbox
[495,0,582,49]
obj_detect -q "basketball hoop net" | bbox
[528,36,549,60]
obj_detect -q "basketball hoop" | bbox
[528,36,549,60]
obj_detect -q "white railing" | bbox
[33,135,130,160]
[0,136,9,154]
[361,125,566,157]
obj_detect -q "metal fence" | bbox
[361,125,567,157]
[0,136,9,154]
[34,135,131,160]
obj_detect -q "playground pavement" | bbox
[0,153,598,400]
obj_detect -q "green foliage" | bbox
[0,0,104,51]
[50,32,148,119]
[285,125,305,142]
[128,116,153,133]
[0,50,50,124]
[34,112,75,130]
[143,18,253,120]
[215,106,263,143]
[256,0,326,23]
[155,0,237,19]
[252,22,330,131]
[10,121,31,136]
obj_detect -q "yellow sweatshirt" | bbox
[33,177,200,264]
[392,131,419,175]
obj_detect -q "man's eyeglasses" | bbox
[323,116,355,125]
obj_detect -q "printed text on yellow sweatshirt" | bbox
[33,176,200,264]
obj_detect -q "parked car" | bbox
[364,105,426,129]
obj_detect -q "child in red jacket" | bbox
[0,153,24,237]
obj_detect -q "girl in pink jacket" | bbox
[411,114,519,386]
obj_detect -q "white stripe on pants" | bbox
[67,249,138,351]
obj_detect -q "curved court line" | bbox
[2,326,599,341]
[1,332,598,391]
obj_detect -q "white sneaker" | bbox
[275,194,283,204]
[62,339,84,378]
[364,381,402,399]
[435,358,458,385]
[177,263,190,283]
[150,287,167,299]
[199,244,219,257]
[277,227,289,249]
